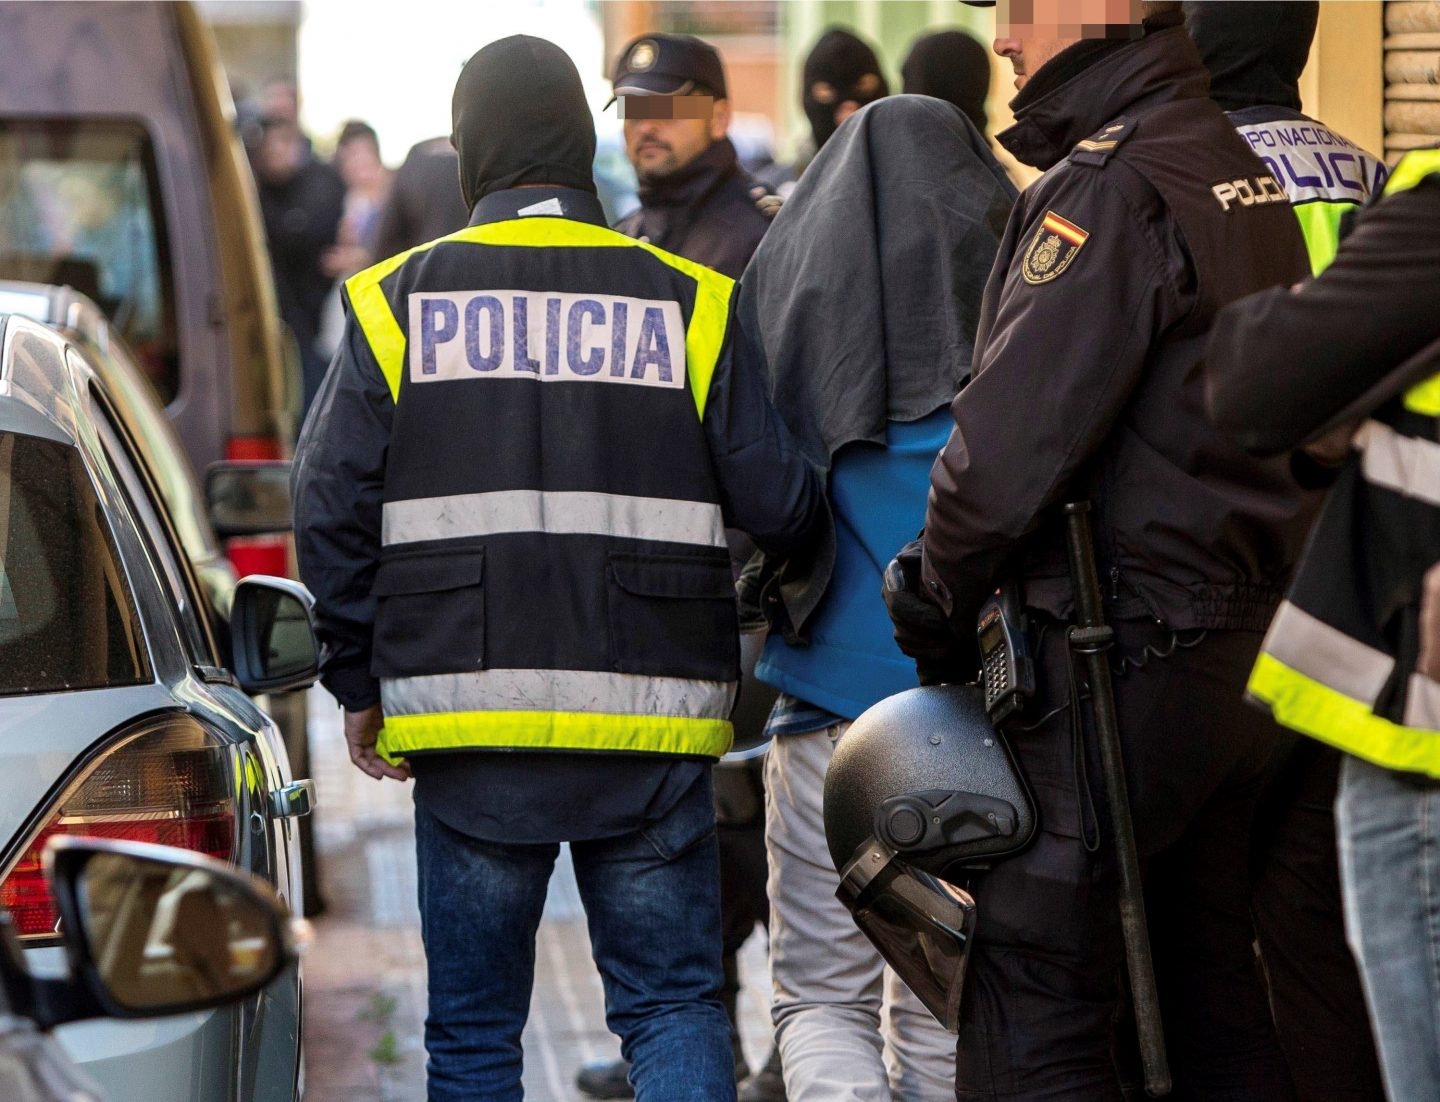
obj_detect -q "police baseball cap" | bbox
[611,33,728,100]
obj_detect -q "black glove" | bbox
[883,539,973,686]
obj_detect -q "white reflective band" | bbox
[1404,673,1440,730]
[383,490,726,548]
[1261,600,1394,708]
[1354,421,1440,508]
[381,668,738,720]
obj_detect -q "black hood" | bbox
[450,35,597,210]
[901,30,991,137]
[802,28,889,149]
[1183,2,1317,113]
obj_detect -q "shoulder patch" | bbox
[1071,115,1136,168]
[1021,211,1090,285]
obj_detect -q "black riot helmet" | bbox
[823,684,1035,1030]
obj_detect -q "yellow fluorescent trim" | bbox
[376,709,734,765]
[1249,652,1440,779]
[1404,372,1440,418]
[1383,149,1440,199]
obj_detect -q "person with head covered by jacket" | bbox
[292,35,824,1102]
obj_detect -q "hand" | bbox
[884,541,972,686]
[1302,421,1359,468]
[1418,562,1440,682]
[344,704,410,781]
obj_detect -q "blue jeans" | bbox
[414,773,735,1102]
[1337,754,1440,1102]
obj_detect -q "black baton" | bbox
[1063,503,1171,1097]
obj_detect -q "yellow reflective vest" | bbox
[1249,148,1440,776]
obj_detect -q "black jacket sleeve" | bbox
[703,300,827,560]
[921,166,1186,633]
[291,290,393,710]
[1206,179,1440,456]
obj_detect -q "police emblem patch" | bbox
[1021,211,1090,285]
[628,41,658,71]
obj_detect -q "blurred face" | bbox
[337,136,385,192]
[993,0,1142,89]
[623,95,730,182]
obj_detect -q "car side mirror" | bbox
[205,461,293,538]
[230,576,320,694]
[45,838,295,1021]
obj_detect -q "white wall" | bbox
[296,0,612,164]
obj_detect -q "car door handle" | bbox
[270,779,316,819]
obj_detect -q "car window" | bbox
[0,119,179,403]
[0,431,149,694]
[74,330,220,564]
[84,376,217,666]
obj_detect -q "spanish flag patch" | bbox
[1021,210,1090,285]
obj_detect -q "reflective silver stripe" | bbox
[382,490,726,548]
[381,668,738,720]
[1262,600,1394,707]
[1404,674,1440,730]
[1354,421,1440,507]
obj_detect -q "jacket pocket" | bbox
[371,547,486,679]
[607,552,740,683]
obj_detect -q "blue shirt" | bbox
[757,409,952,723]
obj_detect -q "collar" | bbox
[467,186,609,228]
[997,24,1208,171]
[637,138,740,208]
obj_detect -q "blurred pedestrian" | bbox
[1206,143,1440,1102]
[251,111,345,413]
[1185,5,1387,1098]
[741,94,1015,1102]
[324,120,392,277]
[887,2,1312,1095]
[372,136,469,260]
[292,33,825,1102]
[570,30,787,1102]
[900,30,992,137]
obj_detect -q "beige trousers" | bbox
[765,724,956,1102]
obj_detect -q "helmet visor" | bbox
[837,841,977,1032]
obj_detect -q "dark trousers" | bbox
[715,757,771,1041]
[1252,742,1385,1102]
[953,620,1296,1101]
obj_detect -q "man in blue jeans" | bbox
[293,36,824,1101]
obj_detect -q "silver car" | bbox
[0,311,314,1102]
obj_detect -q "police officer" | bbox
[888,3,1313,1096]
[612,34,779,280]
[1206,144,1440,1102]
[1185,6,1386,1097]
[292,36,824,1102]
[577,31,786,1102]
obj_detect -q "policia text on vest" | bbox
[412,290,684,386]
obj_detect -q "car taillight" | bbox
[226,436,293,578]
[0,716,238,940]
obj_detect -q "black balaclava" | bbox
[901,30,991,136]
[1183,2,1318,113]
[802,28,890,149]
[451,35,597,210]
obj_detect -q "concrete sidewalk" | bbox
[299,689,774,1102]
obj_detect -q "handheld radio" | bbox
[976,582,1035,724]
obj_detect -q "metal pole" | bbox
[1063,502,1172,1098]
